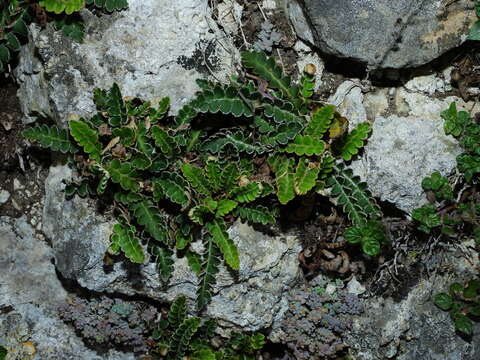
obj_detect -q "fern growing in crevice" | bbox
[22,50,384,313]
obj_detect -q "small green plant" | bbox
[152,296,265,360]
[0,0,29,72]
[434,277,480,335]
[469,0,480,40]
[23,51,386,312]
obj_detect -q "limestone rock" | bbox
[15,0,238,125]
[286,0,476,69]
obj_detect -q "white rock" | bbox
[347,276,366,296]
[0,190,10,205]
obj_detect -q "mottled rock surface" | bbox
[43,164,302,334]
[286,0,476,69]
[15,0,238,125]
[0,216,134,360]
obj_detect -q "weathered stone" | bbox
[42,164,302,334]
[0,216,134,360]
[15,0,238,125]
[285,0,476,69]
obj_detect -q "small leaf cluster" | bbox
[151,296,265,360]
[468,0,480,40]
[412,103,479,242]
[0,0,29,72]
[22,50,385,312]
[434,278,480,335]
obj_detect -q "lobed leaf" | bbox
[335,122,372,161]
[191,86,254,117]
[206,219,240,270]
[130,201,170,244]
[151,125,176,154]
[39,0,84,15]
[22,125,78,153]
[285,135,325,156]
[268,155,296,205]
[230,182,262,203]
[234,205,277,225]
[196,240,221,311]
[107,159,140,192]
[69,119,102,161]
[305,105,336,137]
[181,163,211,196]
[294,158,320,195]
[110,223,145,263]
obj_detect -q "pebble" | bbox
[0,190,10,205]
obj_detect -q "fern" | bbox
[191,86,254,118]
[263,102,302,124]
[230,182,262,203]
[241,51,297,99]
[69,119,102,161]
[154,173,191,209]
[114,191,142,205]
[206,219,240,270]
[234,205,276,225]
[294,158,320,195]
[202,131,266,155]
[182,163,211,196]
[335,122,372,161]
[107,159,139,192]
[284,135,326,156]
[150,245,174,283]
[197,240,220,311]
[268,155,296,205]
[22,125,78,153]
[39,0,84,14]
[85,0,128,12]
[168,317,202,360]
[130,201,170,244]
[151,125,176,154]
[168,296,187,328]
[305,105,336,137]
[326,164,381,225]
[215,199,238,217]
[110,223,145,263]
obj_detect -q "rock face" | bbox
[42,164,302,334]
[285,0,476,69]
[0,216,134,360]
[345,243,480,360]
[15,0,238,125]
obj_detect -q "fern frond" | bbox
[93,83,127,127]
[196,240,220,311]
[175,231,193,250]
[253,116,275,134]
[305,105,336,137]
[107,159,140,192]
[69,119,102,161]
[284,135,325,156]
[130,201,170,244]
[268,155,295,205]
[112,127,135,146]
[206,219,240,270]
[261,121,303,146]
[110,223,145,263]
[326,164,381,225]
[294,158,320,195]
[114,192,142,205]
[205,161,223,193]
[150,245,174,283]
[188,205,213,225]
[168,317,202,360]
[175,104,197,128]
[22,125,78,153]
[181,163,211,196]
[241,51,297,99]
[151,125,176,154]
[300,71,315,99]
[230,181,262,203]
[39,0,84,14]
[202,131,267,155]
[215,199,238,217]
[234,205,277,225]
[150,97,170,123]
[263,102,303,124]
[191,86,254,117]
[168,296,187,328]
[335,122,371,161]
[154,173,191,209]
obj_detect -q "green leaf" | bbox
[191,349,216,360]
[54,17,85,42]
[285,135,325,156]
[110,223,145,263]
[230,182,262,203]
[22,125,78,153]
[468,20,480,40]
[130,201,170,244]
[305,105,336,137]
[197,240,220,311]
[268,155,295,205]
[454,314,473,335]
[202,131,266,155]
[191,86,254,117]
[263,103,303,124]
[168,296,187,328]
[168,317,202,360]
[185,250,202,275]
[114,192,142,205]
[150,245,174,283]
[300,71,315,99]
[335,122,372,161]
[215,199,238,217]
[107,159,140,192]
[344,220,387,256]
[241,51,297,99]
[6,33,20,51]
[234,205,277,225]
[457,154,480,182]
[434,293,453,311]
[176,231,193,250]
[69,119,102,161]
[206,219,240,270]
[39,0,84,14]
[151,125,176,154]
[154,173,191,209]
[181,163,211,196]
[86,0,128,12]
[441,102,470,137]
[412,205,441,233]
[294,158,320,195]
[93,83,127,127]
[0,45,10,63]
[421,171,453,201]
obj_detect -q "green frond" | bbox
[93,83,127,127]
[168,317,202,360]
[112,127,135,146]
[294,158,320,195]
[215,199,238,217]
[206,219,240,270]
[168,296,187,328]
[202,131,267,155]
[22,124,78,153]
[151,125,177,154]
[39,0,84,14]
[130,201,170,244]
[114,191,142,205]
[69,119,102,161]
[107,159,140,192]
[110,223,145,263]
[268,155,296,205]
[85,0,128,12]
[230,181,262,203]
[191,86,254,117]
[335,122,372,161]
[284,135,326,156]
[304,105,336,137]
[263,102,303,124]
[196,240,220,311]
[241,51,297,99]
[181,163,211,196]
[150,245,174,283]
[154,173,191,209]
[234,205,277,225]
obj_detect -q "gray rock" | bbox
[286,0,476,69]
[42,164,302,334]
[0,216,134,360]
[345,244,480,360]
[0,190,10,205]
[15,0,238,125]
